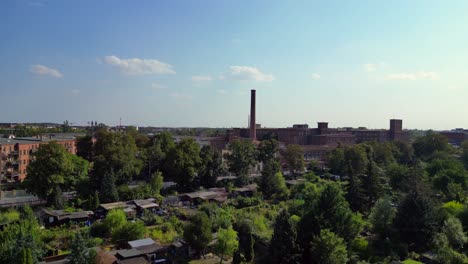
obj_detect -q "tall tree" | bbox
[93,132,142,186]
[69,232,96,264]
[257,139,279,163]
[184,212,212,258]
[269,210,299,264]
[413,132,450,160]
[394,190,437,251]
[260,159,289,200]
[369,197,396,238]
[164,138,201,191]
[99,169,119,203]
[225,140,257,187]
[283,144,305,174]
[327,146,347,175]
[462,141,468,169]
[149,171,164,196]
[215,227,239,264]
[361,147,383,210]
[233,219,255,262]
[76,135,94,161]
[199,145,224,188]
[309,229,348,264]
[24,141,88,207]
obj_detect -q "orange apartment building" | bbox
[0,136,76,183]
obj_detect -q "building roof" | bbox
[41,209,92,221]
[99,202,127,210]
[115,248,142,259]
[131,199,159,209]
[134,244,164,255]
[117,257,149,264]
[128,238,156,248]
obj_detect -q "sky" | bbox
[1,0,468,130]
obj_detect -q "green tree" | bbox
[345,145,368,174]
[300,182,363,246]
[69,232,96,264]
[233,219,255,262]
[269,210,298,264]
[387,163,410,191]
[149,171,164,196]
[164,138,201,191]
[462,141,468,169]
[104,209,127,236]
[87,191,100,210]
[361,148,383,210]
[394,191,437,251]
[442,217,467,249]
[260,159,289,200]
[112,221,146,244]
[393,140,414,164]
[24,141,88,208]
[225,140,257,186]
[257,139,279,163]
[93,131,142,185]
[283,144,305,173]
[76,135,94,161]
[99,169,119,203]
[0,206,43,264]
[369,197,396,238]
[309,229,348,264]
[215,227,239,264]
[328,146,346,175]
[184,212,212,258]
[413,132,450,160]
[199,145,224,188]
[345,161,366,213]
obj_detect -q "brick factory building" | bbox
[225,89,409,161]
[0,135,76,183]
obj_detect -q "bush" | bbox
[90,221,109,238]
[442,201,464,216]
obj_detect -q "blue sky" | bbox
[1,0,468,130]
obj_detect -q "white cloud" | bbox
[30,64,63,78]
[311,73,321,80]
[386,71,439,81]
[104,55,175,75]
[228,66,274,82]
[364,63,377,72]
[191,75,213,83]
[151,83,166,90]
[170,93,192,100]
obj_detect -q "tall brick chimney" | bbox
[250,89,256,139]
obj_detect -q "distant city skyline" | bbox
[1,1,468,130]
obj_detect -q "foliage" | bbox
[394,191,437,251]
[0,206,43,264]
[233,219,255,262]
[413,132,450,160]
[93,131,142,185]
[369,197,396,238]
[165,138,201,191]
[0,209,20,225]
[309,229,348,264]
[225,140,257,186]
[184,212,212,257]
[442,201,464,217]
[260,159,289,200]
[199,145,224,189]
[99,169,119,203]
[283,144,305,173]
[24,141,89,208]
[76,135,94,162]
[269,210,298,264]
[442,217,467,249]
[150,171,164,195]
[103,209,127,236]
[69,232,96,264]
[215,227,239,263]
[257,139,279,163]
[112,221,146,244]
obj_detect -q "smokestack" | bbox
[250,89,256,139]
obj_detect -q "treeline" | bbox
[23,127,303,209]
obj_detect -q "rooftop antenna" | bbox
[119,117,122,128]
